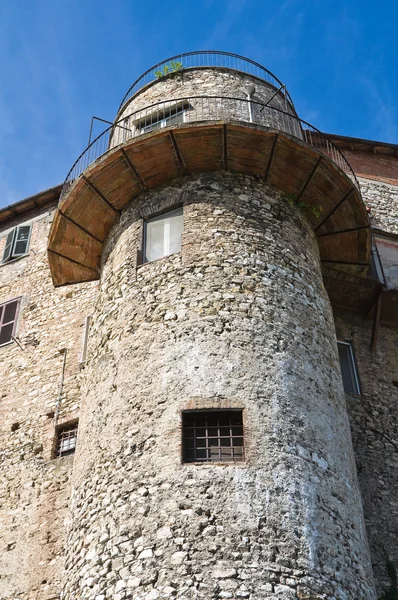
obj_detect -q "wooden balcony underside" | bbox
[48,121,373,315]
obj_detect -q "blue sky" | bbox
[0,0,396,208]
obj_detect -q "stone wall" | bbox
[0,203,97,600]
[359,177,398,235]
[61,172,375,600]
[334,311,398,595]
[111,68,301,146]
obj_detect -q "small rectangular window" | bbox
[337,341,360,394]
[135,101,189,134]
[144,207,183,263]
[2,225,31,262]
[182,410,244,463]
[0,298,20,346]
[56,423,78,458]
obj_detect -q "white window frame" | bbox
[337,341,361,395]
[143,207,183,264]
[135,101,189,135]
[2,224,32,263]
[0,297,21,347]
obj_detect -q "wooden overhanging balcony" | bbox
[46,93,383,320]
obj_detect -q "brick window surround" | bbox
[182,410,244,463]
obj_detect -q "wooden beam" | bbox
[120,148,148,191]
[222,124,228,170]
[295,156,323,202]
[321,259,370,266]
[82,175,121,215]
[59,210,105,244]
[48,248,100,273]
[315,188,354,232]
[168,131,187,176]
[264,133,278,180]
[317,225,371,238]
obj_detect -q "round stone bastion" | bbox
[60,171,375,600]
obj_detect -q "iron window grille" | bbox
[143,207,183,263]
[0,298,20,347]
[135,101,190,134]
[182,410,244,463]
[337,341,361,394]
[56,423,78,458]
[2,225,32,263]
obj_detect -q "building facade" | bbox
[0,52,397,600]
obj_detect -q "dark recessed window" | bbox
[144,207,183,263]
[2,225,31,263]
[0,298,21,347]
[56,423,78,458]
[182,410,244,463]
[337,341,361,394]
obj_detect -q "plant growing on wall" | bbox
[284,193,323,219]
[380,559,398,600]
[154,61,183,78]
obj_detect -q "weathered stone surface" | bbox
[61,172,375,599]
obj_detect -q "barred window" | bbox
[56,423,78,458]
[0,298,20,346]
[182,411,244,463]
[2,225,31,263]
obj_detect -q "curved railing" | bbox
[61,96,360,201]
[117,51,295,113]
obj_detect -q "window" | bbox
[337,341,360,394]
[182,410,244,463]
[135,101,189,134]
[0,298,20,346]
[144,207,183,263]
[55,423,78,458]
[2,225,31,263]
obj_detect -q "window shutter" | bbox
[13,225,31,257]
[0,298,20,346]
[2,229,16,262]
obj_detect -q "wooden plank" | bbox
[299,159,354,229]
[60,178,119,242]
[48,250,99,287]
[316,188,369,235]
[123,131,180,188]
[173,125,223,173]
[87,151,141,210]
[268,135,321,197]
[48,212,102,271]
[227,126,274,176]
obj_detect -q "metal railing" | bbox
[61,95,360,200]
[117,51,295,113]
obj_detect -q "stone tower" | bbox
[47,52,376,599]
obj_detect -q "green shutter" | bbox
[2,229,16,262]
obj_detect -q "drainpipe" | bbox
[245,85,256,123]
[54,348,67,427]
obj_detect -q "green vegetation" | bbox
[284,193,323,219]
[154,61,183,78]
[380,559,398,600]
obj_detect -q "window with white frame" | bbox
[143,207,183,263]
[135,101,189,134]
[2,225,32,263]
[0,298,21,346]
[337,341,361,394]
